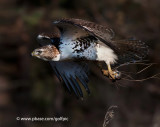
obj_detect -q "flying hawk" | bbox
[31,18,149,98]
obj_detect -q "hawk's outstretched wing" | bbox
[53,18,149,64]
[37,35,90,98]
[53,18,119,52]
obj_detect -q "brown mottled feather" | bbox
[54,18,114,39]
[53,18,119,52]
[112,39,149,64]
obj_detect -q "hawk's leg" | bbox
[102,63,121,81]
[102,63,115,80]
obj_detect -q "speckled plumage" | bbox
[54,19,118,65]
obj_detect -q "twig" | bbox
[114,59,157,70]
[121,73,160,82]
[103,106,118,127]
[121,72,135,80]
[113,60,160,82]
[136,63,153,74]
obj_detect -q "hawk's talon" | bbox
[102,69,116,80]
[102,69,121,81]
[109,70,116,80]
[102,69,109,77]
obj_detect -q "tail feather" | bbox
[114,39,149,64]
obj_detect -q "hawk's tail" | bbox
[114,39,149,64]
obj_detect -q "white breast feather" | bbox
[59,24,118,64]
[78,43,97,60]
[59,25,90,60]
[96,43,118,64]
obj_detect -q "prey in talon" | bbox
[31,18,149,98]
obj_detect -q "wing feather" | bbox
[71,77,83,97]
[53,18,119,52]
[50,61,90,98]
[60,74,71,93]
[77,74,90,94]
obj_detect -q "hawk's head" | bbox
[31,45,60,61]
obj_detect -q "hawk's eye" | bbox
[37,50,42,54]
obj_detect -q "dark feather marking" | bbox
[71,77,83,97]
[53,18,119,52]
[50,37,61,49]
[80,70,89,82]
[61,74,71,93]
[67,77,79,97]
[72,35,97,53]
[37,34,61,49]
[52,65,62,81]
[37,36,52,46]
[77,75,90,94]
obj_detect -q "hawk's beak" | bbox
[31,51,36,57]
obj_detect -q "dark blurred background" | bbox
[0,0,160,127]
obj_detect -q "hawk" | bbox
[31,18,149,98]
